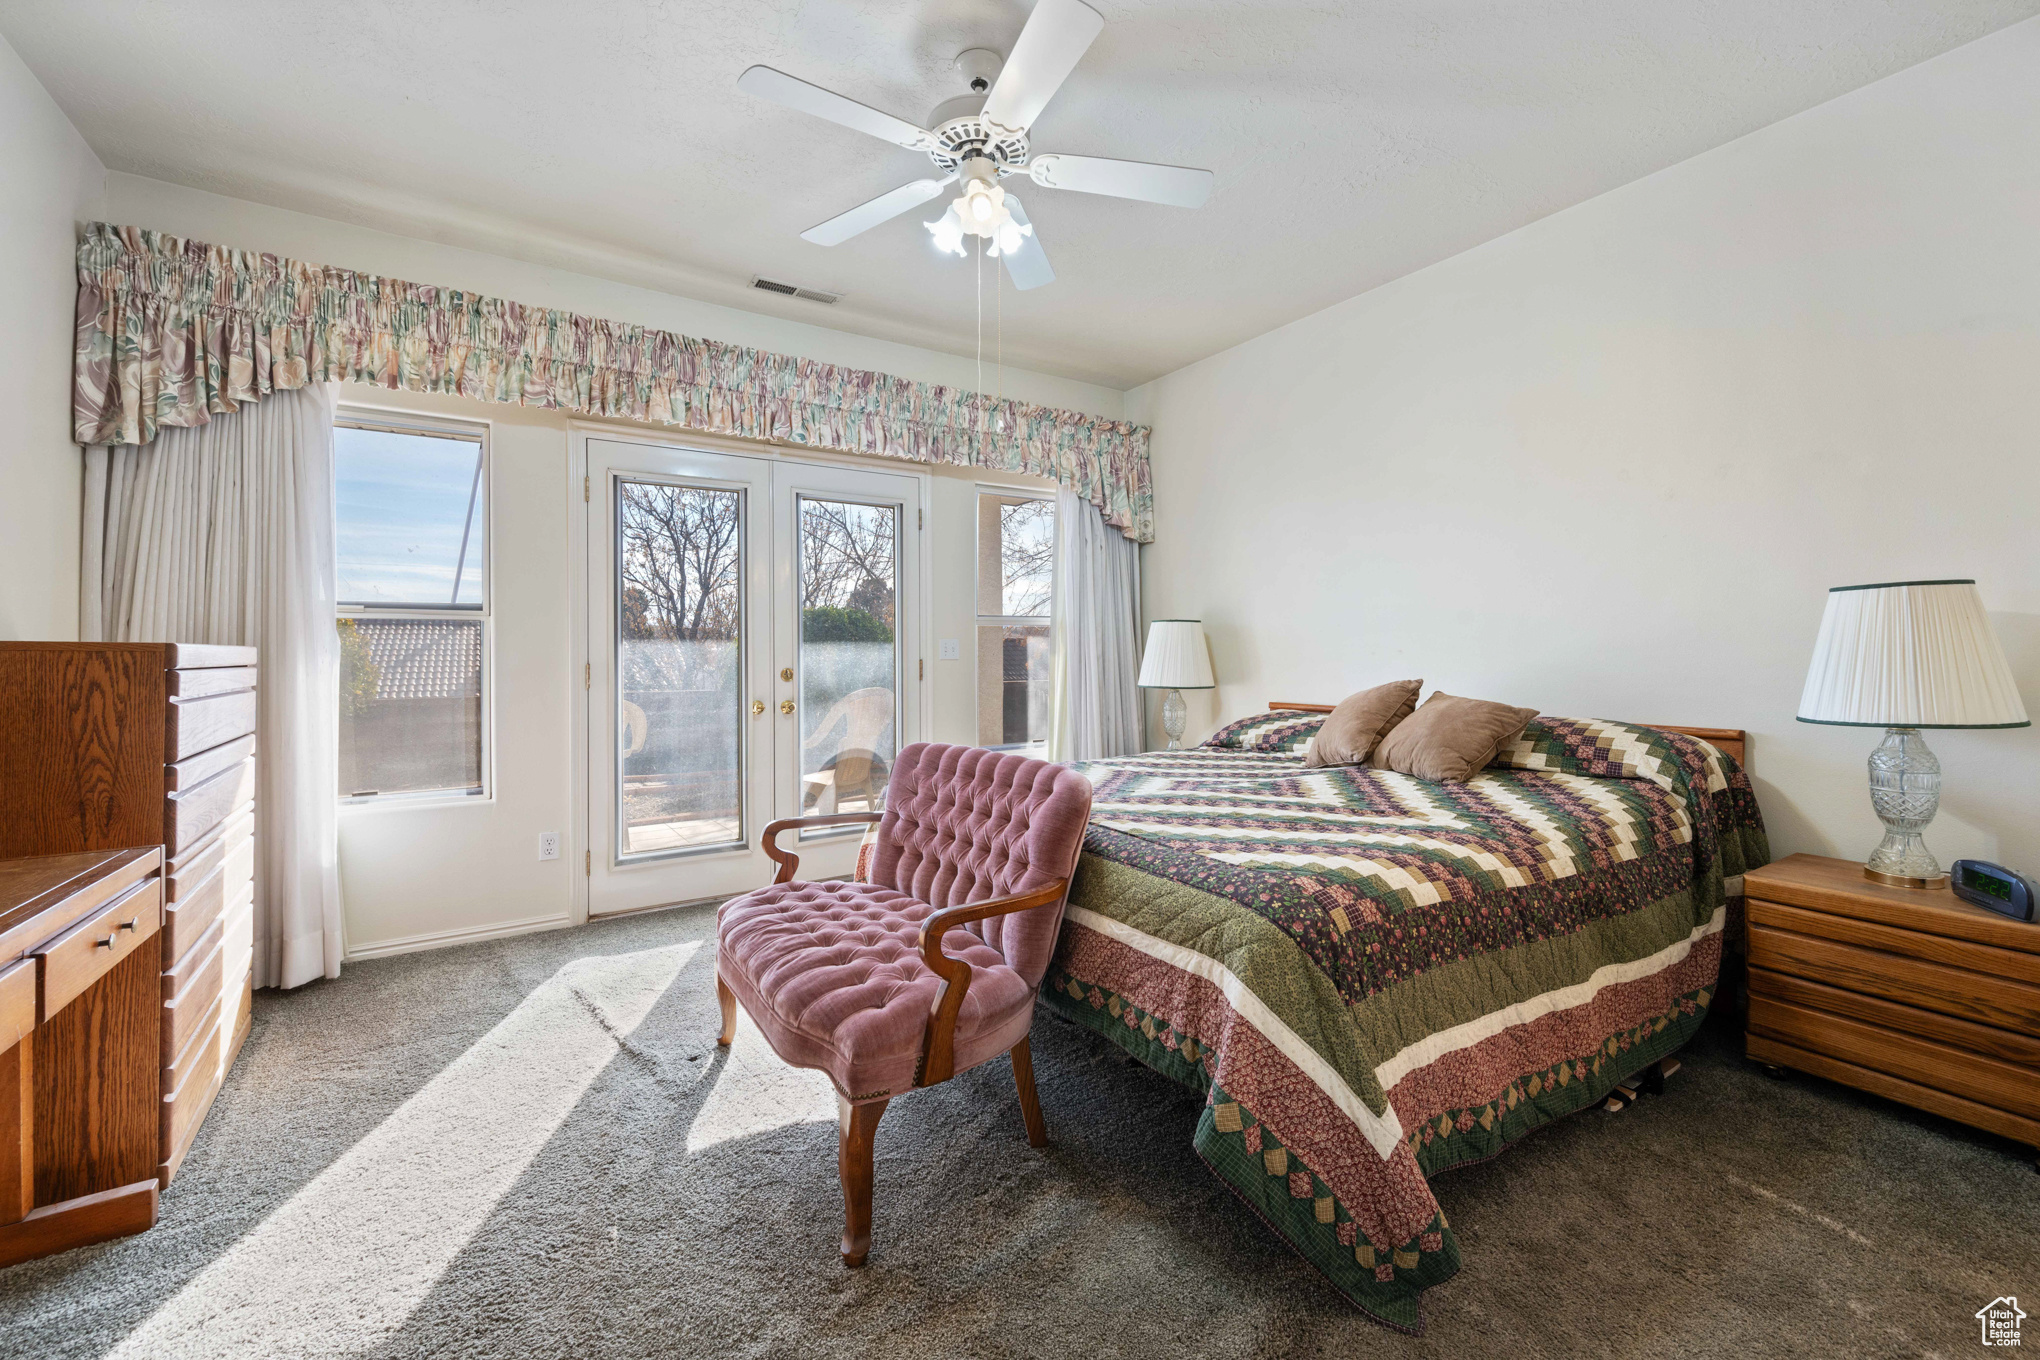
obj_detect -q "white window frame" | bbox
[334,408,495,807]
[974,483,1056,752]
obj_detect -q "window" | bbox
[334,416,488,800]
[975,490,1055,749]
[614,478,744,853]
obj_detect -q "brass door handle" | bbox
[780,667,794,682]
[751,699,766,717]
[780,699,796,716]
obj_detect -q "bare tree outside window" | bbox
[999,499,1055,617]
[799,498,898,631]
[620,482,741,643]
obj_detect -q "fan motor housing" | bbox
[925,98,1029,174]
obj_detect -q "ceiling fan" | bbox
[737,0,1213,290]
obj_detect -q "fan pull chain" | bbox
[974,240,983,401]
[996,245,1004,431]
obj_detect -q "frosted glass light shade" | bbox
[1797,579,2029,729]
[1137,619,1214,690]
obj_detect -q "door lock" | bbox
[750,699,765,717]
[780,699,796,716]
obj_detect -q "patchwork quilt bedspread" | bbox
[1040,714,1769,1332]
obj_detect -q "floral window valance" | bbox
[72,223,1153,542]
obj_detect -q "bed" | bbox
[1039,705,1770,1332]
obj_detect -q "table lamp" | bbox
[1797,579,2030,888]
[1138,619,1215,749]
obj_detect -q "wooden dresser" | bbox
[0,848,165,1267]
[1744,853,2040,1162]
[0,641,258,1200]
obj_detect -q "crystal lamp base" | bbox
[1863,727,1949,889]
[1161,688,1188,750]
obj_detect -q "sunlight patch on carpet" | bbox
[685,1008,837,1153]
[110,941,698,1358]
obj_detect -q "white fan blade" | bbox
[980,0,1104,133]
[802,176,956,246]
[1028,154,1213,208]
[737,65,933,151]
[999,197,1054,290]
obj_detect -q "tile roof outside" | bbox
[353,617,482,700]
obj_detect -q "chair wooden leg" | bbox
[1011,1036,1048,1148]
[837,1096,888,1267]
[715,973,737,1046]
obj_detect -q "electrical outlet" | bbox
[538,831,561,861]
[938,638,960,660]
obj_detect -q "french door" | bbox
[583,435,922,916]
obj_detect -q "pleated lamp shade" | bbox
[1797,580,2030,729]
[1137,619,1215,690]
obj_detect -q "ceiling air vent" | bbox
[750,276,840,305]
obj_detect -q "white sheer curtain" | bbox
[81,383,344,989]
[1047,486,1144,762]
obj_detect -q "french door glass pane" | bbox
[797,497,898,820]
[616,480,744,856]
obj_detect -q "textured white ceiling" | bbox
[6,1,2035,388]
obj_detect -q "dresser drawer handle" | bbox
[96,935,118,950]
[120,918,139,932]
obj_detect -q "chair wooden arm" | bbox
[916,879,1069,1086]
[761,812,883,884]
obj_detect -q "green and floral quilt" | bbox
[1044,715,1769,1332]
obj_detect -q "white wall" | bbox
[83,177,1094,956]
[1127,19,2040,873]
[0,34,101,639]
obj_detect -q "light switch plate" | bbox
[538,831,561,861]
[938,638,960,660]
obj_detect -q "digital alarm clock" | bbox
[1949,859,2037,922]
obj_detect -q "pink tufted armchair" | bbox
[714,742,1093,1267]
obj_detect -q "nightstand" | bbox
[1743,853,2040,1164]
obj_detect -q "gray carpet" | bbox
[2,902,2032,1359]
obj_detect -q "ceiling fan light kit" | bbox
[961,175,1006,231]
[737,0,1213,289]
[929,171,1036,266]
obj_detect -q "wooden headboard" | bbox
[1267,702,1748,770]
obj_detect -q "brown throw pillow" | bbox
[1303,680,1423,768]
[1368,692,1540,783]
